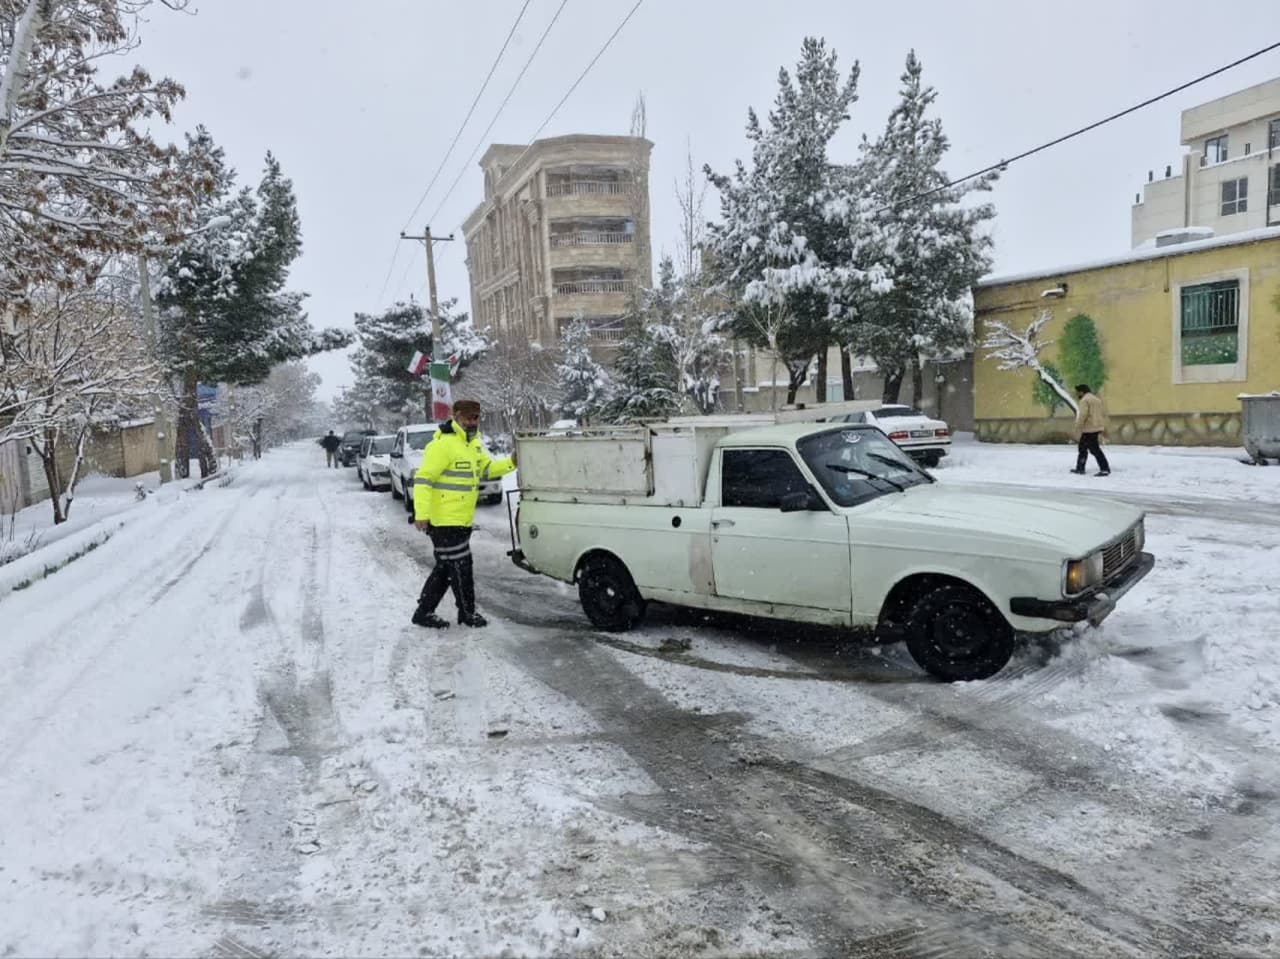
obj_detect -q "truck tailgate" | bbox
[516,431,653,497]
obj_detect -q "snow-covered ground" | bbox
[1,439,1277,956]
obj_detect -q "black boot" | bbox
[452,556,486,626]
[412,606,449,628]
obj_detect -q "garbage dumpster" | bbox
[1239,392,1280,465]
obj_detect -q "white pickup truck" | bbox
[509,410,1154,682]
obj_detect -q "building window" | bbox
[1204,134,1228,164]
[1179,279,1239,366]
[1220,177,1248,216]
[1270,119,1280,151]
[1270,165,1280,207]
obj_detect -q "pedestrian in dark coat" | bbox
[319,430,341,468]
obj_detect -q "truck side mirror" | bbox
[779,491,811,512]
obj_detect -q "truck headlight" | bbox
[1065,552,1105,595]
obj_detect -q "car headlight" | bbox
[1064,552,1105,595]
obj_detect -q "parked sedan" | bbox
[338,429,373,467]
[834,405,951,467]
[357,433,396,490]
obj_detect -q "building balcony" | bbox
[546,179,629,197]
[553,278,634,295]
[549,230,633,247]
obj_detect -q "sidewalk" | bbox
[0,463,229,599]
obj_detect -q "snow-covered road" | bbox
[2,444,1277,957]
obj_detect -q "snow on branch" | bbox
[980,308,1077,413]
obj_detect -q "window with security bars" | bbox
[1271,119,1280,151]
[1220,177,1247,215]
[1180,280,1239,366]
[1270,165,1280,208]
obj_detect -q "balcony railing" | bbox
[546,179,629,197]
[586,327,625,343]
[553,278,633,295]
[549,231,634,248]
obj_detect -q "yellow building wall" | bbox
[973,235,1280,445]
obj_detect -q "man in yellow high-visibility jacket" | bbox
[411,399,516,628]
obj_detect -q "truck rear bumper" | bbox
[1010,552,1154,626]
[508,548,540,575]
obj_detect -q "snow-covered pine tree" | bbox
[0,0,203,310]
[554,316,611,423]
[348,300,433,421]
[826,51,996,405]
[644,256,730,415]
[154,132,351,476]
[705,37,862,404]
[346,297,487,423]
[601,284,682,424]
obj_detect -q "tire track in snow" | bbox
[206,489,346,956]
[498,628,1182,957]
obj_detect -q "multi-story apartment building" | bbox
[1132,76,1280,247]
[462,135,653,351]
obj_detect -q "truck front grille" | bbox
[1102,527,1138,579]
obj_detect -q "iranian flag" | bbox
[429,361,452,420]
[406,350,430,377]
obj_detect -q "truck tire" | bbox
[903,583,1014,682]
[578,555,646,631]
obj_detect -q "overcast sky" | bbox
[131,0,1280,401]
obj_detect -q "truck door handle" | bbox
[711,519,734,529]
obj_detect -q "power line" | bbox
[398,0,533,232]
[898,38,1280,210]
[503,0,645,177]
[425,0,571,227]
[375,0,535,308]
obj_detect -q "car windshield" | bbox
[873,406,925,418]
[798,426,932,507]
[341,432,365,444]
[369,436,395,454]
[406,431,431,451]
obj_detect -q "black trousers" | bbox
[416,526,475,617]
[1076,431,1110,472]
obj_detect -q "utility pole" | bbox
[400,226,456,347]
[401,227,456,419]
[137,253,172,485]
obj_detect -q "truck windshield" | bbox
[798,427,932,507]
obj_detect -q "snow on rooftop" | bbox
[977,225,1280,289]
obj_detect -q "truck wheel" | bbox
[904,584,1013,682]
[578,555,646,631]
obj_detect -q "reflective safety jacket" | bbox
[413,419,515,527]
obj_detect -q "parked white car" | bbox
[836,405,950,467]
[357,433,396,490]
[389,422,504,514]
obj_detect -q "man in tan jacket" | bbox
[1071,384,1110,476]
